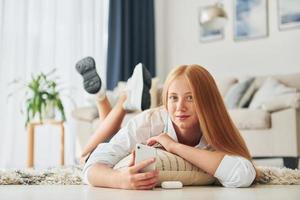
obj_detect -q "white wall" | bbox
[155,0,300,81]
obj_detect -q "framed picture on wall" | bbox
[233,0,268,41]
[198,5,224,43]
[199,27,224,43]
[278,0,300,30]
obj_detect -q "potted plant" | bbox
[8,69,66,125]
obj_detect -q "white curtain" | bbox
[0,0,109,169]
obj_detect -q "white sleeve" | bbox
[214,155,256,188]
[82,111,153,185]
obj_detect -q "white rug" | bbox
[0,166,82,185]
[0,165,299,185]
[256,166,300,185]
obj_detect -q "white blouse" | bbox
[83,107,256,188]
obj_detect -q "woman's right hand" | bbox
[118,150,159,190]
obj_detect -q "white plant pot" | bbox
[42,101,56,120]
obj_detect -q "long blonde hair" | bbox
[162,65,252,160]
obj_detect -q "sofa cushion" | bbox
[215,77,238,97]
[229,109,271,130]
[224,78,255,109]
[150,77,160,108]
[273,73,300,91]
[71,106,98,122]
[113,148,216,186]
[261,93,300,112]
[249,77,298,109]
[238,80,257,108]
[251,73,300,91]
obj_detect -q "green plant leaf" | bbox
[10,69,68,124]
[57,98,66,121]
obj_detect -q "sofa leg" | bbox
[283,157,299,169]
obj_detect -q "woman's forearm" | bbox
[87,163,122,188]
[86,159,159,189]
[170,143,225,175]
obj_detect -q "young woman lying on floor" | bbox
[75,57,257,189]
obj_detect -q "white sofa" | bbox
[72,73,300,169]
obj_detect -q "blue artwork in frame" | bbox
[234,0,268,41]
[278,0,300,30]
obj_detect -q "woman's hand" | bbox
[119,150,159,190]
[147,133,177,153]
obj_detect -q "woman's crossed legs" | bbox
[75,57,152,164]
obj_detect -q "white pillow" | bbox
[249,77,298,109]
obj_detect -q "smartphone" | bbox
[135,143,157,172]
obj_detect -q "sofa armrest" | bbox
[241,108,300,157]
[71,106,98,122]
[270,108,300,156]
